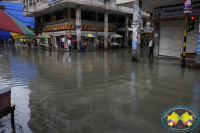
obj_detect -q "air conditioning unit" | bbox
[48,1,52,5]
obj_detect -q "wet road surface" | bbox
[0,45,200,133]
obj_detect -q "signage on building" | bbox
[138,7,142,23]
[43,24,115,32]
[198,17,200,54]
[184,0,192,14]
[153,3,200,22]
[143,27,154,33]
[117,28,125,31]
[197,35,200,54]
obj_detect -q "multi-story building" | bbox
[23,0,134,49]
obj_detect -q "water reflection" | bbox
[0,45,200,132]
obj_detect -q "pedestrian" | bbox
[71,38,74,50]
[74,39,77,51]
[148,37,154,58]
[96,38,99,49]
[61,36,65,48]
[67,38,71,50]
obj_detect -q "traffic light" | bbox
[188,16,196,32]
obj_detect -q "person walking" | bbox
[148,37,153,58]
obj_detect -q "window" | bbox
[108,14,117,23]
[98,12,104,22]
[36,17,41,24]
[118,16,125,24]
[45,14,51,23]
[54,10,63,20]
[71,8,75,19]
[89,11,96,21]
[81,10,96,21]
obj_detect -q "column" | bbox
[67,8,71,20]
[104,10,108,49]
[76,5,81,51]
[132,0,142,62]
[153,22,160,57]
[96,12,98,22]
[125,14,129,43]
[53,35,56,47]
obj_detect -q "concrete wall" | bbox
[23,0,133,17]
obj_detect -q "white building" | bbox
[23,0,134,49]
[117,0,200,58]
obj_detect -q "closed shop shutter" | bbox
[159,20,184,57]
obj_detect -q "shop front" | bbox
[153,3,200,57]
[43,24,116,50]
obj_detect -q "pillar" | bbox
[76,5,81,51]
[104,10,108,49]
[132,0,142,62]
[67,8,71,20]
[53,35,56,47]
[125,14,129,43]
[96,12,98,22]
[153,22,160,57]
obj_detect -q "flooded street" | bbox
[0,45,200,133]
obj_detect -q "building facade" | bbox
[117,0,200,59]
[23,0,133,49]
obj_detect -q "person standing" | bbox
[96,38,99,49]
[148,37,153,58]
[67,38,71,50]
[74,39,77,51]
[71,38,74,50]
[61,36,65,48]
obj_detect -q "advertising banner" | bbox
[197,34,200,54]
[132,27,137,49]
[184,0,192,14]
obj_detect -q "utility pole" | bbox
[182,14,188,67]
[131,0,142,62]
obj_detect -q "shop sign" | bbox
[117,28,125,31]
[184,0,192,14]
[153,3,200,22]
[144,27,154,33]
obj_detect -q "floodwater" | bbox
[0,44,200,133]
